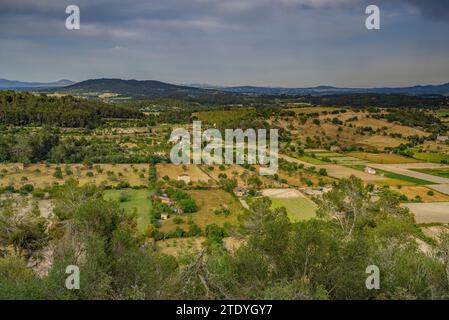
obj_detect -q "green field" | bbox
[436,109,449,118]
[349,165,435,185]
[313,152,343,158]
[378,170,435,185]
[104,189,153,233]
[412,168,449,179]
[347,152,417,164]
[194,109,254,125]
[270,197,317,222]
[297,156,328,165]
[413,152,449,164]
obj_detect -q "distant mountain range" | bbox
[62,79,449,97]
[210,83,449,96]
[0,79,74,89]
[1,78,449,97]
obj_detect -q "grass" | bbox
[412,168,449,179]
[347,152,417,164]
[296,156,328,165]
[270,197,317,222]
[193,109,254,125]
[159,189,244,233]
[378,170,435,186]
[104,189,153,233]
[390,186,449,203]
[0,163,149,189]
[314,152,344,158]
[436,109,449,118]
[413,152,449,164]
[349,165,435,186]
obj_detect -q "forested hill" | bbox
[0,91,143,128]
[60,78,214,98]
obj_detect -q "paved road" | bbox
[280,155,449,184]
[368,163,449,184]
[427,184,449,196]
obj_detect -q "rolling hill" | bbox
[59,78,215,98]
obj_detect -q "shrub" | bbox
[53,167,63,179]
[32,189,45,199]
[173,216,184,225]
[20,184,34,194]
[188,222,202,237]
[318,168,328,176]
[119,192,130,203]
[205,224,226,244]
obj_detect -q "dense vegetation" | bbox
[0,91,143,128]
[1,177,449,299]
[301,94,449,109]
[376,108,447,134]
[0,128,167,164]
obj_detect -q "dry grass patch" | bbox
[0,163,149,189]
[204,164,286,189]
[157,236,244,256]
[316,164,384,182]
[156,164,213,184]
[401,202,449,224]
[358,135,405,149]
[157,237,205,256]
[391,186,449,202]
[287,107,340,114]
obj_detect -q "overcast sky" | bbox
[1,0,449,87]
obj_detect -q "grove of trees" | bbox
[0,91,143,128]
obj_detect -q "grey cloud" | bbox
[0,0,448,86]
[401,0,449,20]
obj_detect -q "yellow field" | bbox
[391,186,449,203]
[358,136,405,149]
[155,164,214,185]
[286,107,340,114]
[157,237,205,256]
[0,163,149,189]
[204,164,286,188]
[353,118,428,137]
[277,170,335,188]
